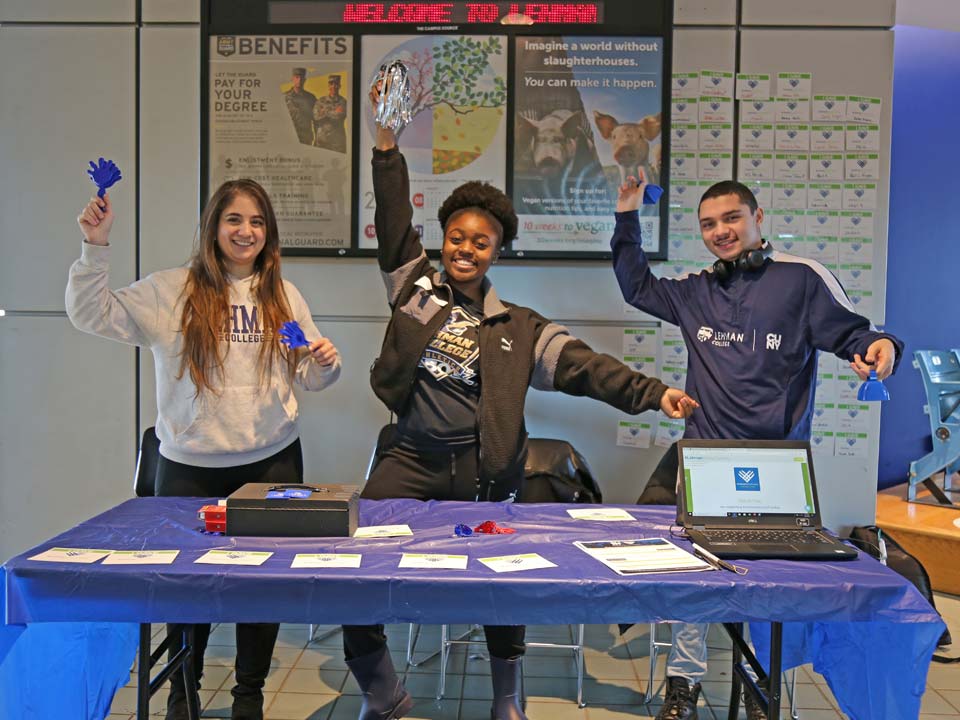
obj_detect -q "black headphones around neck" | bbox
[712,240,774,282]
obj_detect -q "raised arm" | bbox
[611,174,687,324]
[66,193,157,346]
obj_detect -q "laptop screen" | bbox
[680,443,817,520]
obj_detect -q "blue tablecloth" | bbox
[1,498,945,719]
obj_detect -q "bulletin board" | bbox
[200,0,674,259]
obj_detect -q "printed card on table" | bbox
[399,553,468,570]
[567,507,636,521]
[353,524,413,538]
[479,553,556,573]
[28,547,112,563]
[103,550,180,565]
[291,553,362,569]
[195,550,273,566]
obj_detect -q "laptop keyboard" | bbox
[700,529,830,545]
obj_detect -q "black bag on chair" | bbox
[521,438,602,504]
[848,525,953,651]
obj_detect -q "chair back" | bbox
[521,438,601,504]
[365,423,398,481]
[133,426,160,497]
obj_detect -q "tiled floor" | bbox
[107,593,960,720]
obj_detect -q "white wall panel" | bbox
[742,0,895,27]
[142,0,200,23]
[673,27,737,73]
[140,26,200,276]
[0,26,136,311]
[675,0,736,26]
[0,317,135,561]
[0,0,133,22]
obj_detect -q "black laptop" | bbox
[677,439,858,560]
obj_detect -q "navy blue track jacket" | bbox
[611,211,903,441]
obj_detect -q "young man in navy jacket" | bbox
[611,177,903,720]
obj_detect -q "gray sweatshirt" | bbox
[66,241,341,467]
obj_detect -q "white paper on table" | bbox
[28,547,112,563]
[574,538,712,575]
[777,72,812,99]
[809,154,844,181]
[671,98,698,124]
[846,96,882,124]
[478,553,557,573]
[775,97,810,123]
[740,123,774,151]
[616,420,653,449]
[195,550,273,566]
[672,72,700,98]
[699,96,734,124]
[567,507,637,522]
[845,154,880,180]
[699,70,734,98]
[398,553,468,570]
[353,524,413,538]
[741,100,775,124]
[291,553,362,569]
[736,73,771,100]
[103,550,180,565]
[812,95,847,122]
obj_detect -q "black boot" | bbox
[345,646,414,720]
[655,676,701,720]
[489,656,527,720]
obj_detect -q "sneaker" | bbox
[655,676,701,720]
[742,688,768,720]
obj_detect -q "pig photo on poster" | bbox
[513,36,663,224]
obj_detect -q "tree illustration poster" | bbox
[358,35,508,250]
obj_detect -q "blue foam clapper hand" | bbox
[857,369,890,402]
[643,184,664,205]
[279,321,309,349]
[87,158,123,198]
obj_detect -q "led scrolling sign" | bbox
[269,1,604,24]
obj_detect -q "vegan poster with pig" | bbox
[209,35,353,251]
[513,36,663,253]
[358,35,508,250]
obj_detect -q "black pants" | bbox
[343,440,526,660]
[157,439,303,706]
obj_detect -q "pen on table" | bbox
[691,543,738,573]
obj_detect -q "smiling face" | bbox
[441,209,501,294]
[698,193,764,261]
[216,193,267,278]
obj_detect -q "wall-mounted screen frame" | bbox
[201,0,673,259]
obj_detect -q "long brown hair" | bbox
[177,179,297,396]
